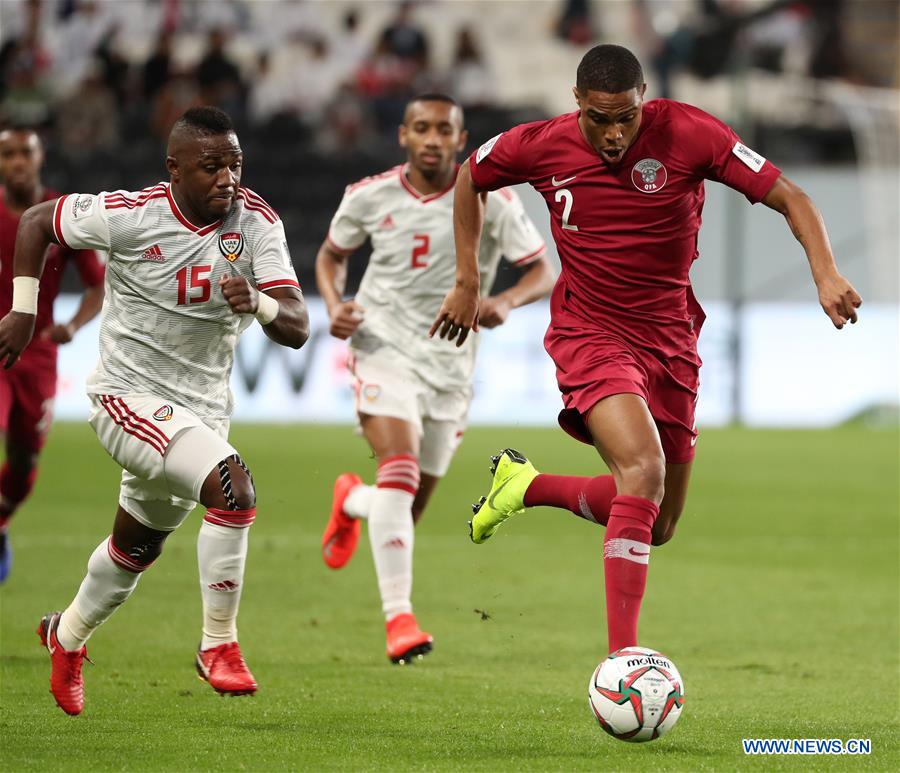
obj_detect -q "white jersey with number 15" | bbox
[52,183,299,420]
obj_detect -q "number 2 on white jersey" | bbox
[554,189,579,232]
[411,233,430,268]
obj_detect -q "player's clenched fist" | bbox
[41,322,76,344]
[478,295,513,329]
[219,275,259,315]
[327,299,365,340]
[816,272,862,329]
[0,311,36,369]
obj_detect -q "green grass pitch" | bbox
[1,422,897,771]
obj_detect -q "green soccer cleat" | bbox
[468,449,539,544]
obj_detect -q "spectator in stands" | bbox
[449,26,494,109]
[55,59,120,158]
[195,27,244,118]
[0,0,52,122]
[380,1,429,71]
[555,0,594,46]
[151,70,199,141]
[52,0,114,98]
[356,36,416,131]
[295,36,345,129]
[248,51,295,128]
[333,8,369,84]
[318,82,370,153]
[94,23,131,109]
[142,30,173,102]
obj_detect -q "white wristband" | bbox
[11,276,39,315]
[255,292,280,325]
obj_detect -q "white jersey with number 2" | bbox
[52,183,299,420]
[327,164,545,390]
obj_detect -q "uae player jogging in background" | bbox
[0,128,104,584]
[431,45,861,655]
[0,107,309,715]
[316,94,553,664]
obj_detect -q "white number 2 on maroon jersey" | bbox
[554,189,578,232]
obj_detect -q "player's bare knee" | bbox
[220,454,256,510]
[199,454,256,511]
[618,454,666,504]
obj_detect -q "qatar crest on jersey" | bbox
[218,231,244,262]
[631,158,668,194]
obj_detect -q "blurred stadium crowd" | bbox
[1,0,897,290]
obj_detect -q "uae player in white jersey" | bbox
[316,94,554,663]
[0,107,309,715]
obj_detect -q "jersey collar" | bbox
[165,183,223,236]
[398,163,458,203]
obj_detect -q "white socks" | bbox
[344,483,374,519]
[197,518,249,650]
[54,507,254,654]
[57,537,142,651]
[368,486,415,620]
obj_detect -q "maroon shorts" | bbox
[544,325,700,464]
[0,356,57,452]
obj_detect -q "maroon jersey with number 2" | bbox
[469,99,781,462]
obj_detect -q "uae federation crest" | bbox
[218,231,244,262]
[631,158,667,194]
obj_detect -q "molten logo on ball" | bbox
[588,646,685,742]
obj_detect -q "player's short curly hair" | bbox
[405,92,465,127]
[576,44,644,94]
[409,92,460,108]
[173,106,235,137]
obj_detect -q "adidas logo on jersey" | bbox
[378,214,395,229]
[140,244,166,262]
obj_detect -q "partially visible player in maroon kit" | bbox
[0,128,105,582]
[432,45,861,654]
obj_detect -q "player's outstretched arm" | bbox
[0,199,58,367]
[762,174,862,329]
[430,160,485,346]
[479,254,556,329]
[315,239,364,340]
[219,276,309,349]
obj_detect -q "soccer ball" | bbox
[588,646,685,742]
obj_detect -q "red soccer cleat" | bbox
[386,612,433,665]
[321,473,362,569]
[37,611,91,716]
[196,641,257,696]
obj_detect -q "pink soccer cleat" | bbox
[196,641,258,696]
[386,612,433,665]
[37,611,91,716]
[321,473,362,569]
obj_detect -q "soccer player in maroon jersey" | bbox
[431,44,862,654]
[0,128,105,583]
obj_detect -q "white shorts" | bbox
[349,349,469,477]
[88,393,236,531]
